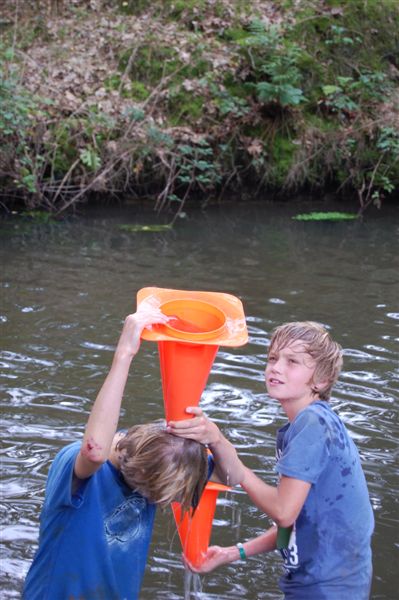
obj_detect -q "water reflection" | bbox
[1,202,398,598]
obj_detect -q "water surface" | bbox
[1,201,398,598]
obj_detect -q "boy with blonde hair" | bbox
[23,307,211,600]
[169,321,374,599]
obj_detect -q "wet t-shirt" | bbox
[276,401,374,599]
[23,441,156,600]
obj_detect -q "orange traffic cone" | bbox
[172,481,231,569]
[137,287,247,567]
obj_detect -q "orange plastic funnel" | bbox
[172,481,231,569]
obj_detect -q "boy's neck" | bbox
[282,394,319,422]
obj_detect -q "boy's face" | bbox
[265,340,317,407]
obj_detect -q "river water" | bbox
[1,201,398,599]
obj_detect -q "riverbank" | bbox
[1,0,398,217]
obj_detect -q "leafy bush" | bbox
[237,20,306,108]
[0,48,51,198]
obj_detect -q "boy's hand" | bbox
[116,306,169,358]
[170,407,244,487]
[167,407,221,445]
[183,545,234,573]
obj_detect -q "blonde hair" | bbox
[269,321,343,400]
[116,421,208,513]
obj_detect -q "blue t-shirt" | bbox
[23,441,156,600]
[275,401,374,600]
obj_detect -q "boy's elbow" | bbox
[274,505,298,528]
[80,438,108,465]
[274,514,295,528]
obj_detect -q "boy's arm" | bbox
[168,408,310,526]
[74,308,169,480]
[187,526,278,573]
[240,467,311,528]
[167,407,246,486]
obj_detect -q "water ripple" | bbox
[1,205,398,599]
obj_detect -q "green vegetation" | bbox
[0,0,398,216]
[292,212,358,221]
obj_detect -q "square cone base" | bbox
[137,287,248,421]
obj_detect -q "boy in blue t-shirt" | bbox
[169,321,374,599]
[23,307,212,600]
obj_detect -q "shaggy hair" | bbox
[269,321,343,400]
[116,421,208,513]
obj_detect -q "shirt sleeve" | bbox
[44,441,89,510]
[276,407,331,484]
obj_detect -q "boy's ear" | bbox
[312,379,328,393]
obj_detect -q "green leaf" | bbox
[4,47,14,60]
[129,107,145,122]
[278,85,305,106]
[20,174,37,194]
[178,144,194,155]
[79,147,101,170]
[322,85,342,96]
[167,194,181,203]
[337,76,353,87]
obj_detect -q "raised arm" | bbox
[74,307,169,480]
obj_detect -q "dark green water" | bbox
[1,201,398,599]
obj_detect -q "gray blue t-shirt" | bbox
[275,401,374,599]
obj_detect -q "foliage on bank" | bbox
[1,0,398,217]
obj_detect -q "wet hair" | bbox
[268,321,343,400]
[116,421,208,513]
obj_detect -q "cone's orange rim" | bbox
[205,481,232,492]
[137,287,248,347]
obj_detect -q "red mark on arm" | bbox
[82,437,103,461]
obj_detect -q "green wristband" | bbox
[236,542,247,560]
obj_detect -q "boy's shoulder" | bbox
[291,401,344,436]
[296,400,334,423]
